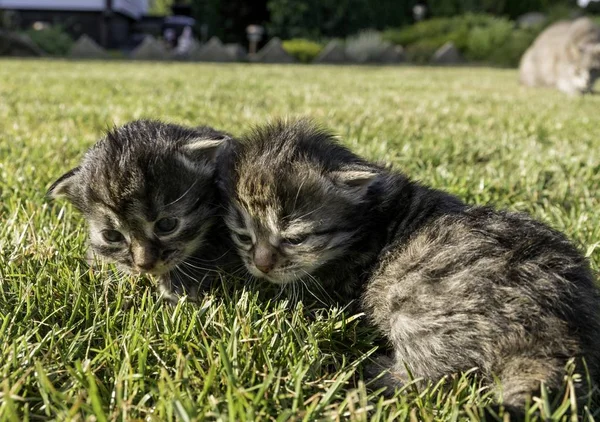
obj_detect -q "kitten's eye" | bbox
[155,217,179,234]
[102,230,124,243]
[235,233,252,244]
[282,234,309,246]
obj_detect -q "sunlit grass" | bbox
[0,59,598,420]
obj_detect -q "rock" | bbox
[431,42,463,65]
[345,30,390,63]
[256,38,295,63]
[377,44,406,64]
[69,34,108,59]
[131,35,170,60]
[314,40,347,64]
[191,36,236,62]
[0,30,43,56]
[225,43,247,61]
[517,12,547,28]
[174,37,202,60]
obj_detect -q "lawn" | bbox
[0,59,599,421]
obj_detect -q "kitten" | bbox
[519,17,600,95]
[48,120,237,302]
[218,119,600,410]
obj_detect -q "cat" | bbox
[48,119,238,303]
[519,17,600,95]
[217,119,600,411]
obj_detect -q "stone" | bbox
[175,37,202,60]
[69,34,108,59]
[431,42,463,65]
[131,35,170,60]
[225,43,247,61]
[191,36,236,62]
[256,37,295,63]
[314,40,347,64]
[377,44,406,64]
[0,30,43,57]
[517,12,547,28]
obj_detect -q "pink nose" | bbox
[254,246,275,274]
[255,263,273,273]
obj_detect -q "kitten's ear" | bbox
[182,137,229,161]
[329,169,378,195]
[47,167,80,200]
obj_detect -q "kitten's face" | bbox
[580,43,600,71]
[82,175,214,276]
[225,162,376,285]
[49,120,227,276]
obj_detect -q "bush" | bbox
[282,38,323,63]
[24,26,73,56]
[425,0,573,19]
[384,14,499,49]
[488,27,540,67]
[267,0,417,40]
[345,30,392,63]
[405,38,447,64]
[383,14,544,67]
[465,18,514,61]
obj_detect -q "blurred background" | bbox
[1,0,600,67]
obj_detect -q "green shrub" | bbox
[345,30,392,63]
[465,18,514,62]
[282,38,323,63]
[488,27,540,67]
[425,0,572,19]
[384,13,544,67]
[24,26,73,56]
[405,37,447,64]
[267,0,417,40]
[383,14,498,49]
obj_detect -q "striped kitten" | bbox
[519,17,600,95]
[218,119,600,411]
[48,120,237,302]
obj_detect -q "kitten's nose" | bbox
[137,260,157,271]
[254,246,276,274]
[132,243,159,272]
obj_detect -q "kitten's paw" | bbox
[158,279,200,305]
[364,355,405,397]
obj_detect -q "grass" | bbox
[0,59,599,421]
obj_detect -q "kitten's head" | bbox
[579,43,600,71]
[48,120,230,276]
[219,120,381,285]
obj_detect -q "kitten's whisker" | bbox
[273,284,286,302]
[181,261,213,272]
[299,277,328,307]
[186,249,234,263]
[175,264,199,282]
[227,265,250,279]
[294,204,325,221]
[292,177,307,210]
[164,180,198,207]
[302,270,336,305]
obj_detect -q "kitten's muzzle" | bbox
[253,245,276,274]
[132,242,160,272]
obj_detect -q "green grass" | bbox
[1,59,599,421]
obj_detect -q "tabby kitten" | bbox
[519,17,600,95]
[48,120,236,302]
[218,119,600,410]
